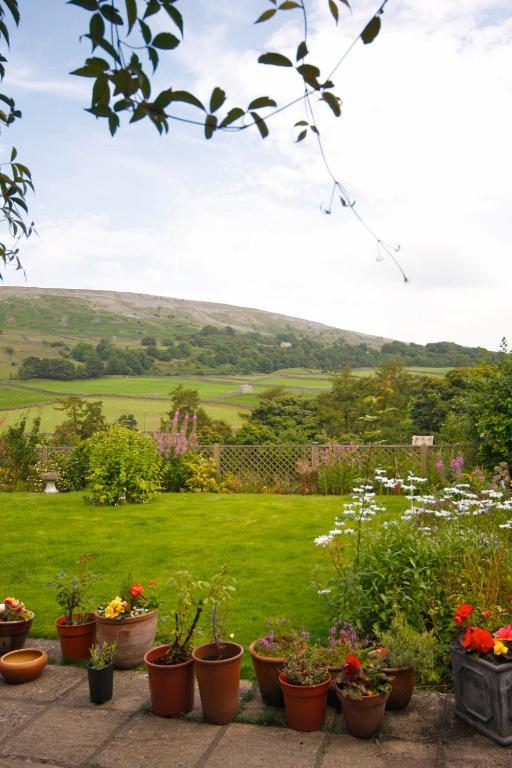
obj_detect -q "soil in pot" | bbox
[0,648,48,684]
[145,644,195,717]
[95,609,158,669]
[55,614,96,662]
[279,673,330,732]
[336,685,389,739]
[0,612,34,653]
[248,640,285,707]
[87,664,114,705]
[383,666,415,710]
[192,641,243,725]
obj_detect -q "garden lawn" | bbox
[1,492,406,676]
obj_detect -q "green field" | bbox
[1,492,406,676]
[12,376,238,399]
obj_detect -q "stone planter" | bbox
[452,646,512,745]
[95,609,158,669]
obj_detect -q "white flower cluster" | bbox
[398,480,512,527]
[314,482,385,547]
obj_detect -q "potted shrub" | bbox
[249,618,298,707]
[192,566,242,725]
[52,555,97,662]
[451,602,512,745]
[0,597,35,653]
[336,650,392,739]
[87,642,116,705]
[95,577,159,669]
[378,613,435,710]
[145,567,232,717]
[278,638,330,732]
[319,619,369,709]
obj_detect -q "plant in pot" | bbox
[95,576,159,669]
[88,642,116,705]
[378,612,435,710]
[319,619,369,709]
[336,649,392,739]
[52,554,97,662]
[0,597,35,653]
[191,565,242,725]
[278,636,330,732]
[451,602,512,745]
[249,618,299,707]
[145,567,233,717]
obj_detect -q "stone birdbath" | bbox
[39,471,61,494]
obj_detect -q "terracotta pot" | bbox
[248,639,285,707]
[145,644,195,717]
[279,673,330,732]
[192,641,243,725]
[327,666,342,709]
[55,614,96,662]
[95,609,158,669]
[0,648,48,684]
[383,666,415,710]
[337,685,389,739]
[0,612,34,653]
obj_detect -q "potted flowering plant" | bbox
[0,597,35,653]
[95,577,158,669]
[51,555,97,661]
[318,620,369,709]
[451,602,512,745]
[249,618,299,707]
[336,650,392,738]
[278,637,330,732]
[145,567,234,717]
[87,642,116,705]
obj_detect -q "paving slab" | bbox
[60,668,150,712]
[0,699,46,741]
[6,704,128,767]
[29,638,62,663]
[203,722,324,768]
[380,691,445,741]
[94,713,221,768]
[0,760,62,768]
[0,665,82,704]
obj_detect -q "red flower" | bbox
[454,603,473,625]
[148,580,156,586]
[462,626,494,654]
[130,583,144,598]
[481,610,493,617]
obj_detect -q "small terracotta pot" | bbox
[0,648,48,684]
[337,685,389,739]
[95,609,158,669]
[279,673,330,732]
[383,666,415,710]
[192,641,243,725]
[145,644,195,717]
[0,612,34,653]
[248,639,285,707]
[55,615,96,662]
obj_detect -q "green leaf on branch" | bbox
[68,0,98,10]
[165,90,206,111]
[148,46,159,73]
[163,4,184,35]
[247,96,277,110]
[92,75,110,106]
[250,111,269,138]
[296,63,321,89]
[109,113,120,136]
[328,0,339,24]
[125,0,137,34]
[258,52,293,67]
[209,87,227,113]
[100,4,123,24]
[204,114,217,139]
[296,40,308,61]
[152,32,180,50]
[361,16,381,44]
[219,107,245,128]
[294,120,308,126]
[296,129,307,142]
[89,12,105,44]
[4,0,21,25]
[143,0,161,19]
[139,19,152,44]
[279,1,300,9]
[255,8,276,23]
[321,91,341,116]
[71,57,109,78]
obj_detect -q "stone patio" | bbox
[0,639,511,768]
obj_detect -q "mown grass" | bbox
[1,491,406,676]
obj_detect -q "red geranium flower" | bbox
[130,583,144,598]
[481,610,493,617]
[462,626,494,654]
[454,603,473,625]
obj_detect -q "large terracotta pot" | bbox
[383,666,415,710]
[55,615,96,662]
[337,685,389,739]
[0,612,34,653]
[145,644,195,717]
[327,666,342,709]
[95,609,158,669]
[279,673,330,732]
[248,639,285,707]
[0,648,48,684]
[192,641,243,725]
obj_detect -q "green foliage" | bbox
[284,640,329,686]
[117,412,138,430]
[27,450,75,493]
[160,451,192,492]
[183,454,219,493]
[0,414,40,481]
[51,554,96,625]
[0,465,15,490]
[89,641,116,669]
[87,424,161,504]
[236,393,322,444]
[378,613,436,679]
[65,441,92,490]
[53,396,105,444]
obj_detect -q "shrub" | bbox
[66,442,92,490]
[86,425,161,505]
[1,415,41,482]
[27,451,73,492]
[0,466,16,491]
[378,613,436,683]
[184,454,219,493]
[161,452,193,492]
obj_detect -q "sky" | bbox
[1,0,511,349]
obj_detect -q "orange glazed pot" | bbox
[95,609,158,669]
[0,612,34,653]
[55,615,96,662]
[192,641,243,725]
[336,685,389,739]
[383,666,415,710]
[279,673,330,732]
[0,648,48,684]
[145,644,195,717]
[248,639,285,707]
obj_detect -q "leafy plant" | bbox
[98,577,158,619]
[51,554,96,625]
[378,613,436,680]
[283,638,329,687]
[89,641,116,670]
[184,454,219,493]
[337,650,392,700]
[254,618,298,658]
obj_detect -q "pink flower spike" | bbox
[495,625,512,641]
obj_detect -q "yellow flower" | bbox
[104,596,127,619]
[493,639,508,656]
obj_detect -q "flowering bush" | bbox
[453,603,512,662]
[319,619,369,668]
[0,596,32,622]
[97,578,158,620]
[254,618,299,658]
[283,637,329,687]
[183,454,219,493]
[337,649,392,700]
